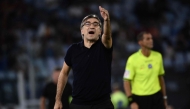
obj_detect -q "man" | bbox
[123,32,168,109]
[54,6,114,109]
[40,67,72,109]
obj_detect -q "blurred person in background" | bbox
[111,83,128,109]
[182,76,190,109]
[123,32,168,109]
[54,6,113,109]
[40,67,72,109]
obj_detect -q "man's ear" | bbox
[99,28,102,36]
[138,41,142,46]
[81,28,84,39]
[80,28,83,34]
[81,28,84,34]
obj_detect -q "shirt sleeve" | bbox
[42,84,48,97]
[159,54,165,75]
[123,56,135,80]
[64,45,73,67]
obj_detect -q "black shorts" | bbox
[133,91,165,109]
[70,99,114,109]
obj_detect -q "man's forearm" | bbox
[40,97,46,109]
[159,76,167,97]
[102,19,112,48]
[103,19,111,39]
[159,76,168,107]
[124,80,132,97]
[55,72,68,101]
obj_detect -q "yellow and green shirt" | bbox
[123,49,164,95]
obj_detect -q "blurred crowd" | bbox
[0,0,190,108]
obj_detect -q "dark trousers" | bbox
[70,99,114,109]
[133,91,165,109]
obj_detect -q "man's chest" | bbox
[134,58,160,76]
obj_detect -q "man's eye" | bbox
[85,23,90,25]
[94,23,99,26]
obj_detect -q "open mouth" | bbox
[88,31,95,34]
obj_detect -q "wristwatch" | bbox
[163,96,167,99]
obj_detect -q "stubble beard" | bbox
[86,35,99,42]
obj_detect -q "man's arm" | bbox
[99,6,112,48]
[158,53,168,107]
[124,80,132,97]
[124,80,138,109]
[40,96,46,109]
[159,76,168,106]
[54,62,71,109]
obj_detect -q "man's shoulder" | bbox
[46,81,56,86]
[70,41,82,47]
[128,51,139,59]
[151,50,162,57]
[67,41,83,50]
[43,81,56,89]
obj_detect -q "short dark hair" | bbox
[80,14,102,29]
[137,31,150,41]
[54,67,62,72]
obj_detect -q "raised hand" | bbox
[99,6,110,21]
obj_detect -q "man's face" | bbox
[139,33,153,49]
[81,18,101,41]
[52,71,60,83]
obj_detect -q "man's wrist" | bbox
[55,97,61,101]
[104,19,110,21]
[128,95,135,105]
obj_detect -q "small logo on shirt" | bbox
[148,64,152,69]
[124,70,130,78]
[140,65,144,70]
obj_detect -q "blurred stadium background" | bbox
[0,0,190,109]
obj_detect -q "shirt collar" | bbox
[138,49,152,58]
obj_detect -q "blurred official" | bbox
[123,32,168,109]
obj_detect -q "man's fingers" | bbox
[99,6,109,15]
[99,6,104,13]
[99,6,110,20]
[99,6,102,10]
[99,6,106,12]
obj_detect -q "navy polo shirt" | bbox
[64,38,113,105]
